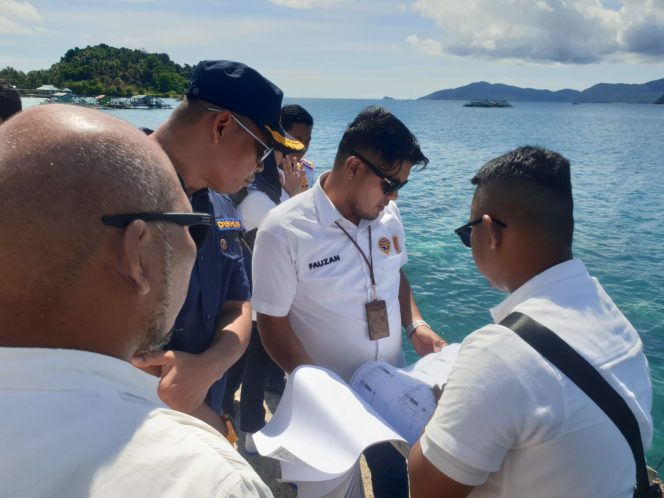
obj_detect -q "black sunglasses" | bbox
[102,212,213,250]
[454,217,507,248]
[350,150,408,196]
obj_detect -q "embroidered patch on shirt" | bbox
[308,255,341,270]
[392,235,401,254]
[216,218,242,231]
[378,237,391,255]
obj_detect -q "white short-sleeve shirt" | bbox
[420,259,653,498]
[0,347,272,498]
[251,171,407,381]
[237,188,290,232]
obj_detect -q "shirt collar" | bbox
[490,258,589,323]
[313,171,343,227]
[0,347,163,406]
[312,171,379,231]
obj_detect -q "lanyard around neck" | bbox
[335,222,377,300]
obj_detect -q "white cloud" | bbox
[0,0,41,22]
[406,34,443,56]
[269,0,351,8]
[0,0,44,35]
[619,0,664,57]
[409,0,664,62]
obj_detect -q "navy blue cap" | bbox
[186,60,304,153]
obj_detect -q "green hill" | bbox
[420,78,664,104]
[1,44,193,96]
[575,79,664,103]
[420,81,580,102]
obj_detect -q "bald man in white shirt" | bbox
[0,105,271,498]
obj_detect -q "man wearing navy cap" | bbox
[132,60,304,435]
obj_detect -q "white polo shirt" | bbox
[0,347,272,498]
[252,171,407,381]
[420,259,653,498]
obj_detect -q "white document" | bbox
[254,366,404,479]
[253,345,460,497]
[349,343,459,445]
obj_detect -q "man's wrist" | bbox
[199,346,231,382]
[406,319,429,339]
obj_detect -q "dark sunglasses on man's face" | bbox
[102,212,213,250]
[350,150,408,196]
[454,217,507,248]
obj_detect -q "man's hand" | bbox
[132,350,218,413]
[279,155,305,197]
[410,325,447,356]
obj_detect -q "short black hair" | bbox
[335,106,428,171]
[471,146,574,247]
[0,79,21,122]
[280,104,313,130]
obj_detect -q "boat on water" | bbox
[127,95,172,109]
[463,99,512,108]
[42,92,93,106]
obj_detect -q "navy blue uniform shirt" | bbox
[164,189,251,414]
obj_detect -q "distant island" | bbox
[463,99,511,108]
[420,79,664,104]
[0,44,193,97]
[3,44,664,104]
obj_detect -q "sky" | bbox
[2,0,664,99]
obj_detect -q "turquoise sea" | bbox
[23,97,664,463]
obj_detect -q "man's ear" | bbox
[345,155,362,180]
[117,220,152,296]
[211,109,232,144]
[483,214,503,250]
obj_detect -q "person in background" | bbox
[281,104,315,189]
[252,106,446,497]
[223,147,305,453]
[131,60,303,436]
[223,104,317,439]
[0,104,271,497]
[408,146,653,498]
[0,79,21,124]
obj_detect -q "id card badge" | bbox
[366,299,390,341]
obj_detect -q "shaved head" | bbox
[471,146,574,249]
[0,105,193,356]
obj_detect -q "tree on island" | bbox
[0,44,193,97]
[655,94,664,104]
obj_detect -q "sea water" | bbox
[22,96,664,463]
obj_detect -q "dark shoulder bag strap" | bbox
[242,228,258,254]
[500,311,658,498]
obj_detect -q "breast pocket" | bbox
[375,254,403,295]
[217,231,243,260]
